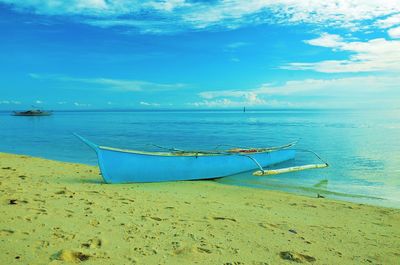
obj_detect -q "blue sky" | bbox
[0,1,400,110]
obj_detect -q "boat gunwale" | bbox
[98,145,291,157]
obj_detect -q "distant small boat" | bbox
[12,109,52,116]
[74,134,328,184]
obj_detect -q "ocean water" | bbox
[0,109,399,208]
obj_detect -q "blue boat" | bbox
[74,134,302,183]
[12,105,52,116]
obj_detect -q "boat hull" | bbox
[96,147,296,183]
[13,111,52,116]
[13,113,52,116]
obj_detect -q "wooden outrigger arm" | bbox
[251,149,329,176]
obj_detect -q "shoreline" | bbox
[2,150,395,209]
[1,152,399,264]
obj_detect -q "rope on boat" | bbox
[252,149,329,176]
[147,143,184,152]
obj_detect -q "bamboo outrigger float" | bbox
[253,163,328,176]
[74,134,328,183]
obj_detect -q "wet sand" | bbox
[1,152,399,264]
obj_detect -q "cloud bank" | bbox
[191,75,400,108]
[1,1,400,34]
[28,73,186,92]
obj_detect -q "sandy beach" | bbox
[1,152,399,264]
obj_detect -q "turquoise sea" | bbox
[1,109,399,208]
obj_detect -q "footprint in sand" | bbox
[0,229,15,236]
[89,219,100,226]
[55,249,90,262]
[280,251,316,263]
[82,238,102,249]
[8,199,29,205]
[212,216,237,222]
[52,227,76,241]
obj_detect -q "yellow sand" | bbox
[0,152,399,265]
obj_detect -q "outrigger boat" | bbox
[13,109,52,116]
[74,134,328,183]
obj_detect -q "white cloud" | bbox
[193,90,266,107]
[225,42,251,49]
[0,100,21,105]
[2,1,400,34]
[29,73,186,91]
[388,26,400,38]
[283,34,400,73]
[304,33,344,48]
[189,98,252,108]
[139,101,160,106]
[375,13,400,29]
[74,102,91,107]
[145,0,189,12]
